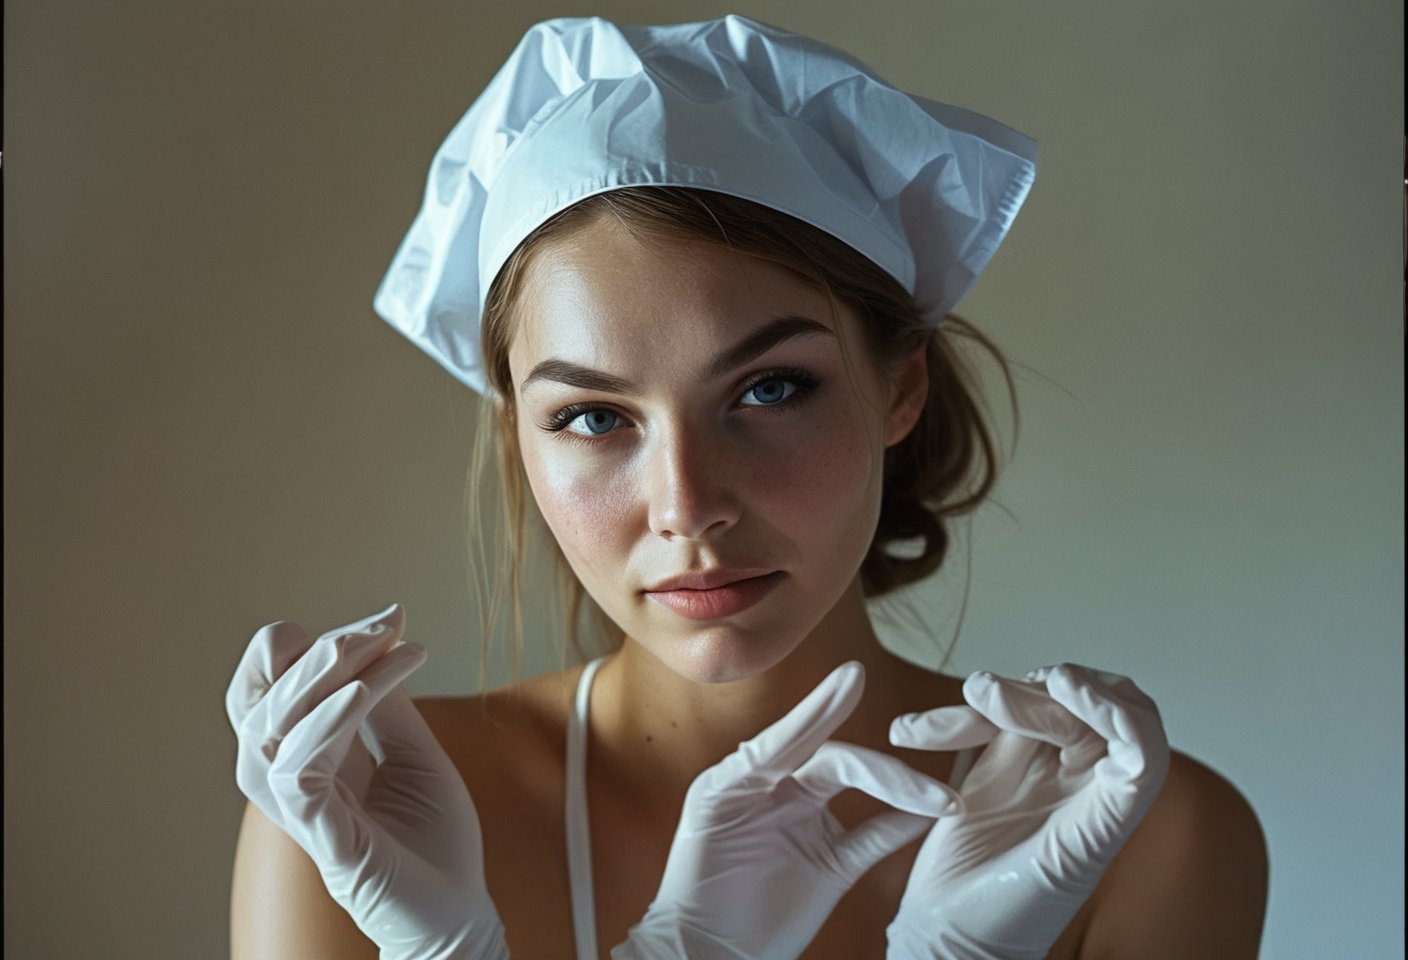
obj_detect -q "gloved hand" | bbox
[883,663,1170,960]
[225,603,510,960]
[611,660,965,960]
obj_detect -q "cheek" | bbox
[525,449,634,574]
[739,412,883,543]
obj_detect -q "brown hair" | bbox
[465,186,1018,692]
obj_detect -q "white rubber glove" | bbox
[884,663,1170,960]
[611,660,965,960]
[225,603,510,960]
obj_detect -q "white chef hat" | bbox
[373,13,1038,395]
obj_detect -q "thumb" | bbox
[358,655,474,822]
[358,659,448,773]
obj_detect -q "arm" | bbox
[1079,751,1269,959]
[231,799,380,960]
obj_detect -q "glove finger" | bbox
[267,681,375,868]
[717,661,864,787]
[352,642,430,736]
[889,704,1000,751]
[267,643,426,869]
[953,727,1049,805]
[359,675,476,820]
[947,743,982,791]
[1021,662,1107,768]
[964,671,1099,752]
[238,604,405,755]
[834,809,939,881]
[945,676,1062,803]
[225,620,311,732]
[1042,664,1170,790]
[233,626,417,821]
[227,603,402,732]
[791,741,962,817]
[1028,662,1160,722]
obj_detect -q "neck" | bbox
[586,577,956,820]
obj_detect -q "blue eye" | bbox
[538,366,821,445]
[567,409,620,437]
[739,377,797,406]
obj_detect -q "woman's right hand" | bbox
[225,603,510,960]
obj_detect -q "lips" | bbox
[645,568,778,592]
[644,571,785,620]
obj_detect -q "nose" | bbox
[645,422,742,542]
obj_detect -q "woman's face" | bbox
[507,215,921,683]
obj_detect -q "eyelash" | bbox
[537,366,821,445]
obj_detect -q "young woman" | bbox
[226,15,1269,960]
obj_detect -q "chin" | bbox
[653,623,802,685]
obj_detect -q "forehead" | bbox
[509,216,845,368]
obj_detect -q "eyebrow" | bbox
[520,314,837,395]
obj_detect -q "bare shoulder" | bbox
[412,664,581,792]
[1080,749,1270,960]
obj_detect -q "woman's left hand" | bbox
[884,663,1171,960]
[611,661,964,960]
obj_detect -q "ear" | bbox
[883,340,929,448]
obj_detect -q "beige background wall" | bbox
[4,1,1402,957]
